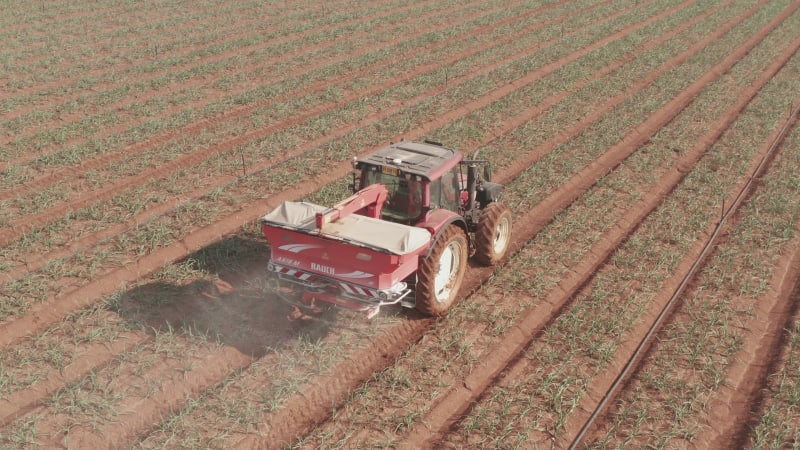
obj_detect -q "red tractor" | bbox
[260,140,512,318]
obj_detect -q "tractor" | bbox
[260,140,512,318]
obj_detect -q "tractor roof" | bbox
[357,141,462,180]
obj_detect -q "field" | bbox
[2,0,800,448]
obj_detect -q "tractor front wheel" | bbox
[475,203,512,266]
[415,225,468,316]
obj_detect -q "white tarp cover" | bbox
[261,201,431,255]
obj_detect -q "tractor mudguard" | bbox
[416,208,469,258]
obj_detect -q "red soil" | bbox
[3,0,798,448]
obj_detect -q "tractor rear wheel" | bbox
[415,225,468,316]
[475,203,512,266]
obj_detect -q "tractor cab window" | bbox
[430,166,460,213]
[362,169,423,222]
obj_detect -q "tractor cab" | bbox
[261,140,512,318]
[354,141,463,224]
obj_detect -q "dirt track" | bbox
[2,0,800,448]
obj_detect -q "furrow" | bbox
[584,105,800,446]
[0,0,632,247]
[0,0,669,342]
[225,1,771,446]
[0,331,147,428]
[0,0,410,107]
[398,4,800,447]
[0,0,530,199]
[0,0,448,154]
[560,34,800,449]
[0,1,304,78]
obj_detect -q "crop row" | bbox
[0,0,393,99]
[442,8,800,449]
[3,0,672,439]
[0,0,570,220]
[0,0,664,384]
[749,303,800,447]
[1,1,288,84]
[2,0,797,447]
[0,0,656,318]
[137,0,800,446]
[0,0,458,164]
[594,99,800,448]
[289,1,800,446]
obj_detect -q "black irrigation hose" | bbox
[569,100,800,449]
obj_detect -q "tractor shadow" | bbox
[111,232,339,358]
